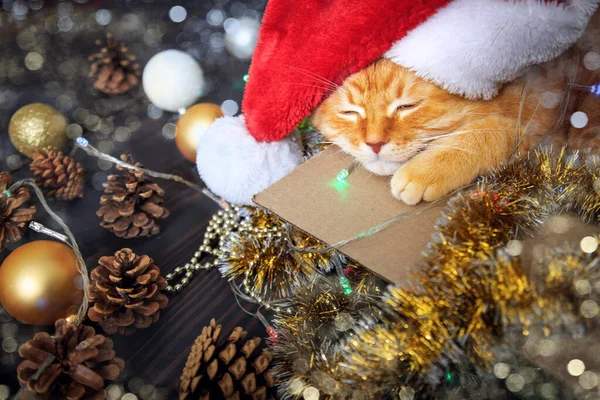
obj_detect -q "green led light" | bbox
[339,277,352,294]
[337,169,349,182]
[243,74,249,82]
[330,178,348,195]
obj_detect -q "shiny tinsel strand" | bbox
[270,274,381,399]
[272,275,379,343]
[272,337,357,400]
[218,209,335,302]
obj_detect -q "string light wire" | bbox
[9,179,89,325]
[74,137,228,208]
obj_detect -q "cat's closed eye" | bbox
[387,99,420,116]
[340,110,360,116]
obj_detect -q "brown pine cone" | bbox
[17,318,124,400]
[179,319,276,400]
[87,248,169,336]
[30,151,84,201]
[89,33,140,95]
[0,172,36,251]
[97,154,169,238]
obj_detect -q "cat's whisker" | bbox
[286,64,340,86]
[417,129,497,142]
[313,140,334,145]
[521,99,541,138]
[467,112,513,116]
[428,143,477,155]
[285,64,347,94]
[286,75,342,90]
[511,98,542,155]
[282,82,338,93]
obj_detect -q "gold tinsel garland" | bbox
[333,148,600,398]
[270,274,381,400]
[218,209,338,303]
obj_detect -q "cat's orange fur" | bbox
[313,51,600,205]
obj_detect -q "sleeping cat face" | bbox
[312,58,469,176]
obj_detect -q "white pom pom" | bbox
[196,115,302,205]
[142,50,204,112]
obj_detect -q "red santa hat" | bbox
[196,0,598,205]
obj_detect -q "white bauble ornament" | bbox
[142,50,205,112]
[224,17,260,60]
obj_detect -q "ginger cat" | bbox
[312,53,600,205]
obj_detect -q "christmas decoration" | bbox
[336,241,600,398]
[196,0,597,205]
[0,240,83,325]
[272,337,355,400]
[87,248,168,336]
[88,33,140,95]
[165,205,248,294]
[224,17,260,60]
[273,275,378,344]
[218,209,333,303]
[176,103,224,162]
[17,318,124,399]
[8,103,68,157]
[0,172,36,251]
[30,150,85,201]
[142,49,205,112]
[332,148,600,397]
[97,154,169,238]
[271,275,380,400]
[179,318,275,400]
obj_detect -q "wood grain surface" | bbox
[0,2,268,395]
[0,111,269,397]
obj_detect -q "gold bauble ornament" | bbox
[175,103,224,162]
[8,103,68,157]
[0,240,83,325]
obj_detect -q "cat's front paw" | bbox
[391,161,452,205]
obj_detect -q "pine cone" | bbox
[97,154,169,238]
[89,33,140,95]
[87,248,169,336]
[179,319,276,400]
[0,172,36,251]
[30,151,84,201]
[17,318,124,400]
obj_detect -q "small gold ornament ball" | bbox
[8,103,68,157]
[175,103,224,162]
[0,240,83,325]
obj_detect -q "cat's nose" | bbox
[367,141,386,154]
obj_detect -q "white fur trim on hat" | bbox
[196,115,303,205]
[385,0,598,100]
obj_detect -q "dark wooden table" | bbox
[0,1,267,398]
